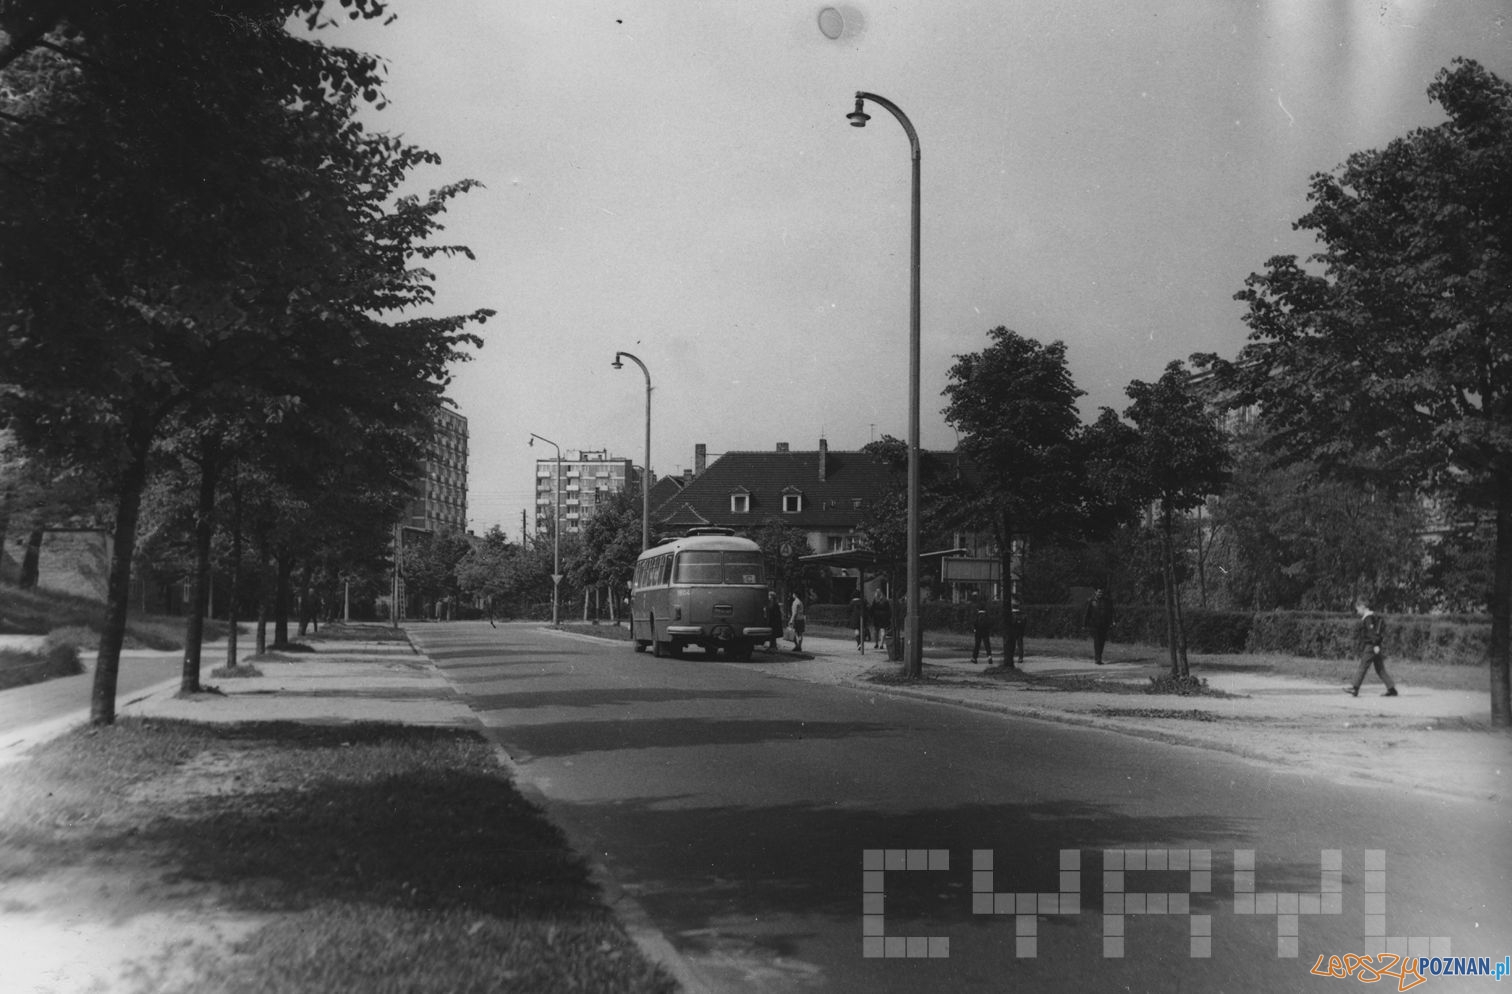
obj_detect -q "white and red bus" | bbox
[629,528,773,660]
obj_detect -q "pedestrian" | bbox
[765,591,783,653]
[1010,605,1026,666]
[868,590,891,649]
[1348,601,1398,697]
[789,591,806,652]
[848,592,868,651]
[1084,587,1115,665]
[971,607,994,666]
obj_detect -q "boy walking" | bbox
[1348,601,1398,698]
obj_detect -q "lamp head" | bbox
[846,98,869,127]
[612,354,623,369]
[528,436,534,447]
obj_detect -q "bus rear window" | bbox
[674,551,724,583]
[723,552,764,585]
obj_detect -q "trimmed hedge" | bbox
[808,601,1490,665]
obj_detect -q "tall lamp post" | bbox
[846,90,923,678]
[611,351,653,551]
[529,432,563,627]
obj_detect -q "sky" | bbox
[324,0,1511,539]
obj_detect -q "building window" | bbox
[731,491,749,513]
[783,492,802,513]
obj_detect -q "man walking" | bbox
[1084,587,1115,665]
[1348,601,1398,697]
[789,591,806,652]
[971,607,994,666]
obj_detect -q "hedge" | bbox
[808,601,1490,665]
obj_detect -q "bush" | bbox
[820,596,1490,666]
[0,634,85,691]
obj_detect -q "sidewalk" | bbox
[738,633,1510,805]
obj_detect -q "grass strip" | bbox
[0,718,677,994]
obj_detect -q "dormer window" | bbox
[782,487,803,513]
[730,487,750,513]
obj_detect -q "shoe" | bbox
[1095,660,1103,666]
[1384,688,1398,697]
[1346,687,1359,697]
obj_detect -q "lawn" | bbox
[0,717,677,994]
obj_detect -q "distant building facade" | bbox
[404,405,469,535]
[535,449,638,535]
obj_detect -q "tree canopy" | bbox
[1204,58,1512,724]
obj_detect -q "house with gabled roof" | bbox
[653,438,898,555]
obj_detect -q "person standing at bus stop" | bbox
[789,591,806,652]
[765,591,783,653]
[868,590,891,650]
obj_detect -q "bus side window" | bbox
[660,554,672,586]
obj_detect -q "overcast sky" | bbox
[326,0,1510,538]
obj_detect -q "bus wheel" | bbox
[630,618,647,652]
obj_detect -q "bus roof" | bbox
[637,533,760,559]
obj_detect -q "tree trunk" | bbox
[995,508,1015,670]
[1490,470,1511,727]
[273,554,293,648]
[1168,522,1191,677]
[180,436,220,694]
[1161,508,1181,677]
[90,427,153,725]
[224,469,242,668]
[0,485,13,583]
[18,523,43,589]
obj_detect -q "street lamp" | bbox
[529,432,563,627]
[846,90,923,678]
[612,351,653,552]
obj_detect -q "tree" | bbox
[566,488,642,622]
[1123,361,1232,678]
[0,4,489,722]
[942,328,1084,667]
[1209,423,1429,612]
[1205,59,1512,726]
[401,530,472,618]
[750,517,815,602]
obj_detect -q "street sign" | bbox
[941,557,1001,582]
[551,574,563,585]
[780,543,793,557]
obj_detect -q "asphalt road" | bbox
[419,623,1510,993]
[0,648,184,746]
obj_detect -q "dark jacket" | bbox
[973,611,992,637]
[869,597,892,629]
[1084,593,1114,631]
[1359,612,1386,655]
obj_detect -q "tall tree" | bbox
[1123,361,1232,678]
[942,328,1084,666]
[1204,59,1512,725]
[0,3,488,723]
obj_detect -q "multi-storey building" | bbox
[405,405,469,535]
[534,449,637,535]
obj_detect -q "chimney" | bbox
[776,442,789,453]
[818,437,828,482]
[694,443,707,476]
[682,468,693,483]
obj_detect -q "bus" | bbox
[629,528,773,660]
